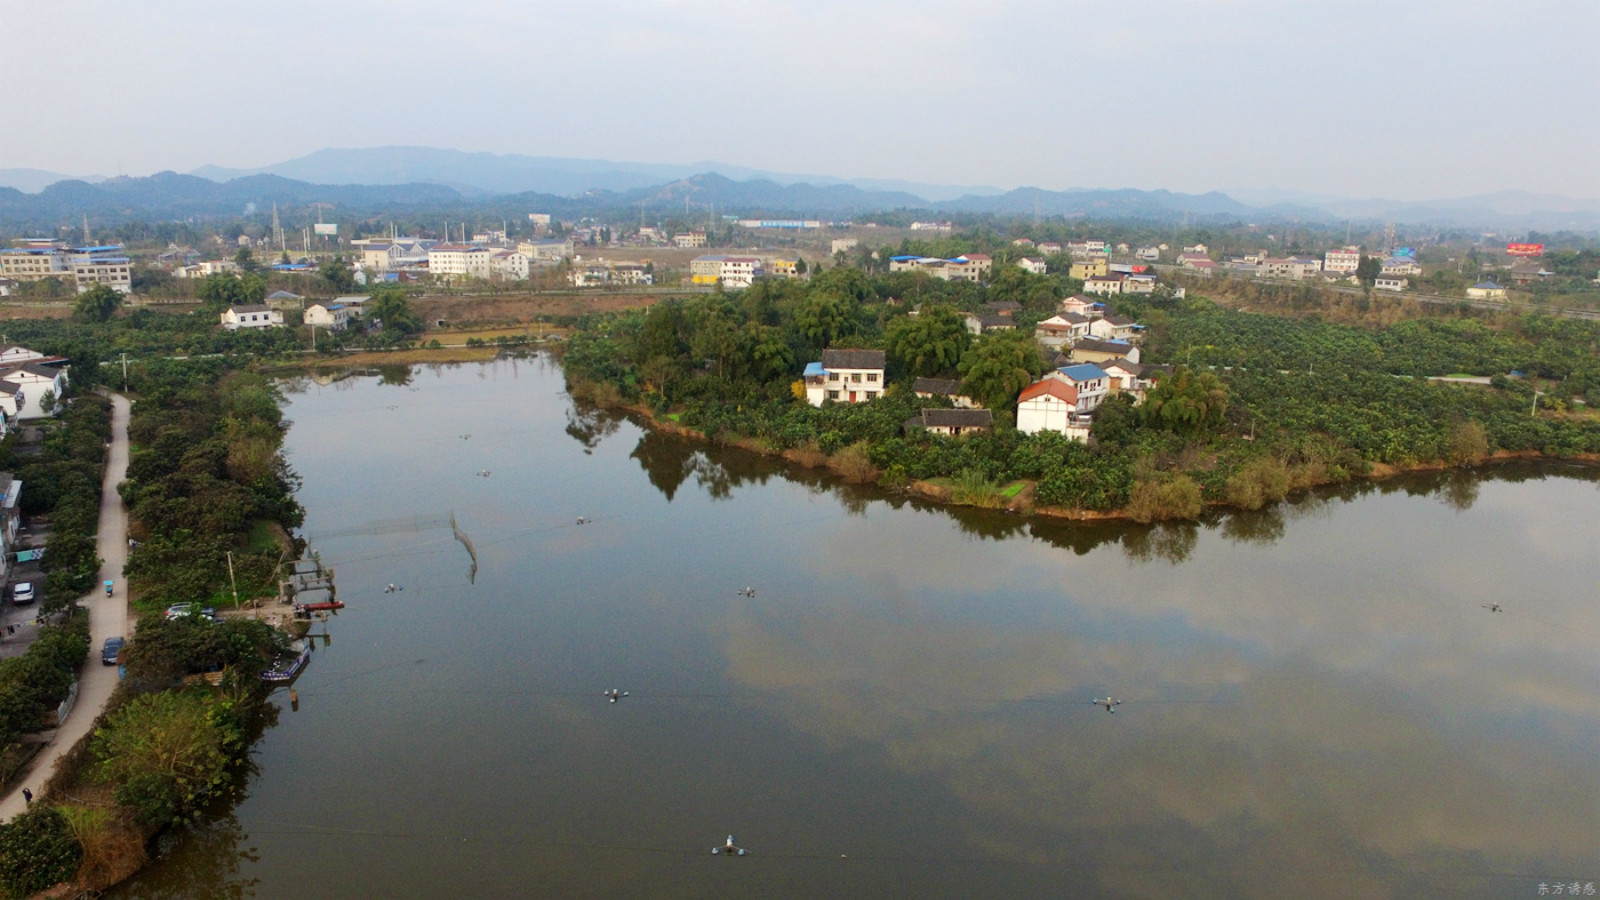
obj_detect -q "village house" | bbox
[1380,257,1423,276]
[1034,314,1089,349]
[912,377,980,409]
[1507,262,1552,285]
[1070,338,1140,365]
[1374,275,1409,292]
[1083,273,1126,295]
[1049,363,1110,412]
[1016,378,1089,441]
[1258,258,1323,280]
[1184,259,1220,277]
[1135,246,1161,261]
[0,361,68,420]
[304,301,353,331]
[1122,273,1158,294]
[1069,259,1109,280]
[1100,358,1162,402]
[1087,315,1137,342]
[962,312,1016,335]
[219,305,284,330]
[673,231,707,249]
[1017,257,1048,275]
[1466,281,1506,300]
[802,349,887,406]
[904,408,993,437]
[1059,295,1099,318]
[1011,238,1035,248]
[1037,242,1063,255]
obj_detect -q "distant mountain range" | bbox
[1,147,1596,232]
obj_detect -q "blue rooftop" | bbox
[1058,364,1108,382]
[803,361,827,377]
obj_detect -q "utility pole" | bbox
[119,352,128,389]
[227,550,239,610]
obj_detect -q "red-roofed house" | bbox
[1017,378,1090,441]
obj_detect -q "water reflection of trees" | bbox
[628,430,778,502]
[610,418,1600,561]
[566,401,623,455]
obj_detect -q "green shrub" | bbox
[0,806,82,899]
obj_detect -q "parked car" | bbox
[101,636,126,665]
[11,582,35,605]
[164,603,216,621]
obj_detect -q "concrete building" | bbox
[304,302,353,331]
[428,244,494,280]
[1374,275,1409,292]
[1258,258,1323,280]
[1466,281,1506,300]
[1016,378,1089,440]
[1324,246,1362,274]
[220,305,284,330]
[1017,257,1048,275]
[802,349,887,406]
[673,231,707,249]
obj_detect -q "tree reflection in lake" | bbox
[566,400,622,455]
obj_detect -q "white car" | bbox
[11,582,35,605]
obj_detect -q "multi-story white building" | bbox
[673,231,707,249]
[1135,246,1161,261]
[718,257,762,288]
[1324,246,1362,274]
[2,241,133,294]
[491,251,533,281]
[690,255,763,288]
[72,256,133,294]
[802,349,886,406]
[428,244,494,280]
[516,239,575,262]
[1018,258,1048,275]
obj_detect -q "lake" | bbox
[111,356,1599,899]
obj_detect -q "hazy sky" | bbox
[2,0,1596,200]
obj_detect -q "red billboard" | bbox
[1507,243,1544,257]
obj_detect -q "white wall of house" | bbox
[806,366,885,406]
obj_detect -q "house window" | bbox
[852,373,862,383]
[865,391,877,400]
[826,390,839,401]
[866,372,879,383]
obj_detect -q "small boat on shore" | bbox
[294,600,345,618]
[261,644,312,683]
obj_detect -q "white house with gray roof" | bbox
[803,349,886,406]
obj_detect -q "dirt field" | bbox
[0,301,74,320]
[413,291,673,327]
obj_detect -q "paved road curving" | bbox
[0,393,131,822]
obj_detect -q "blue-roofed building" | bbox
[1049,363,1110,411]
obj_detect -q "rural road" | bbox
[0,392,131,822]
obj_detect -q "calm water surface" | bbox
[113,357,1599,899]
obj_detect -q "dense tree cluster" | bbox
[566,270,1600,521]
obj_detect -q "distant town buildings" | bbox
[0,240,132,294]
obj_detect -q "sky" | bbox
[1,0,1597,201]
